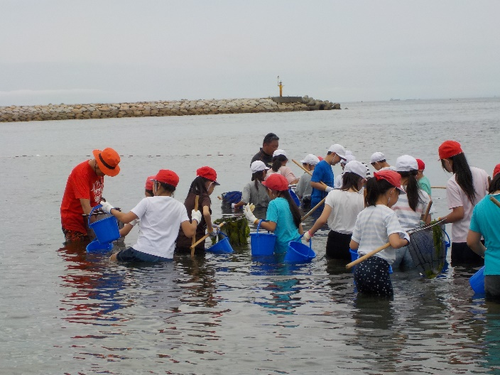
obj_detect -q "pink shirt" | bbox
[447,166,489,242]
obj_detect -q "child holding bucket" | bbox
[100,169,202,262]
[467,164,500,300]
[175,166,220,255]
[244,173,303,254]
[232,160,270,210]
[349,170,410,297]
[303,161,366,260]
[119,175,155,238]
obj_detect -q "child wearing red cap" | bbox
[438,140,489,265]
[416,158,432,196]
[60,147,121,243]
[175,166,220,255]
[244,173,303,254]
[349,170,410,297]
[100,169,201,262]
[467,164,500,299]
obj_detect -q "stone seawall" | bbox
[0,96,340,122]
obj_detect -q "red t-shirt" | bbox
[60,160,104,233]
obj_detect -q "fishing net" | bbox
[213,216,250,247]
[407,219,449,279]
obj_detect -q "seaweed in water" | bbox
[408,220,447,279]
[213,216,250,247]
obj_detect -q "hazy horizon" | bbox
[1,1,499,106]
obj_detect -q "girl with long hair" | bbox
[267,149,299,184]
[391,155,432,270]
[175,166,220,255]
[438,140,489,265]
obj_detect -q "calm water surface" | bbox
[1,98,500,374]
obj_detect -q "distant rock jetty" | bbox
[0,96,340,122]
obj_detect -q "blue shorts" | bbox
[115,247,172,263]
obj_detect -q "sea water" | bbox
[1,97,499,374]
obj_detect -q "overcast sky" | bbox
[1,0,499,106]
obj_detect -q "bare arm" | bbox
[467,230,486,257]
[311,181,329,191]
[441,206,464,224]
[259,220,277,232]
[307,204,331,236]
[389,233,409,249]
[80,198,92,215]
[203,205,214,233]
[181,220,197,238]
[110,209,138,224]
[349,239,359,250]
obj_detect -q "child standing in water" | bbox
[119,175,155,238]
[101,169,201,262]
[244,173,303,254]
[175,166,220,255]
[349,170,410,297]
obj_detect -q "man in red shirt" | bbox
[60,148,121,243]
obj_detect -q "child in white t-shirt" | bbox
[102,169,201,262]
[349,170,410,297]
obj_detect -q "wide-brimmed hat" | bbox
[251,160,269,173]
[153,169,179,187]
[197,166,220,185]
[396,155,418,172]
[438,140,463,160]
[374,170,405,193]
[262,173,289,191]
[92,148,121,177]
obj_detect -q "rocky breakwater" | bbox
[0,96,340,122]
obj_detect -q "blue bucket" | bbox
[250,221,277,256]
[88,204,120,244]
[206,233,234,254]
[86,239,114,253]
[284,236,316,263]
[349,248,358,262]
[470,266,485,294]
[289,188,300,207]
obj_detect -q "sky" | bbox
[1,0,499,106]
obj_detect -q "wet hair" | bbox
[364,177,396,206]
[251,170,266,190]
[156,182,176,194]
[276,189,301,228]
[341,172,362,192]
[145,189,154,197]
[272,154,287,172]
[263,132,279,145]
[187,176,209,196]
[441,153,476,203]
[398,170,420,211]
[489,174,500,194]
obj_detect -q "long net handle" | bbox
[423,200,433,223]
[491,196,500,209]
[292,159,327,188]
[191,222,225,249]
[191,195,200,257]
[301,197,326,222]
[346,243,391,269]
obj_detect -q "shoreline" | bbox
[0,96,340,123]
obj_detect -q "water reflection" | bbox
[58,242,128,325]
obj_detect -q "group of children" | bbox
[237,140,497,299]
[66,139,499,300]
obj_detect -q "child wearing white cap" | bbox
[391,155,432,270]
[267,149,299,184]
[370,151,393,171]
[304,161,366,260]
[310,144,346,209]
[295,154,320,207]
[232,161,271,210]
